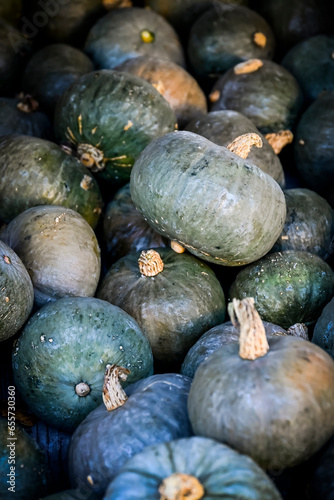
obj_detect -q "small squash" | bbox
[12,296,153,432]
[68,373,192,496]
[0,95,52,139]
[312,297,334,360]
[187,298,334,470]
[97,248,226,363]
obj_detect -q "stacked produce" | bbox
[0,1,333,499]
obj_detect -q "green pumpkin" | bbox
[0,240,34,342]
[312,297,334,360]
[84,7,185,70]
[130,130,286,266]
[0,417,49,499]
[187,298,334,470]
[0,96,52,139]
[54,70,177,183]
[12,296,153,432]
[104,436,282,499]
[229,250,334,328]
[0,136,102,227]
[97,248,226,363]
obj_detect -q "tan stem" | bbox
[171,241,185,254]
[287,323,308,340]
[16,93,39,113]
[253,32,267,48]
[265,131,294,154]
[141,29,155,43]
[138,249,164,276]
[75,382,90,397]
[159,473,204,500]
[234,59,263,75]
[102,364,130,412]
[77,144,105,172]
[228,297,269,360]
[227,133,263,159]
[208,89,220,103]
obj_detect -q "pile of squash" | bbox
[0,0,334,499]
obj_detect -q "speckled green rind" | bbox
[68,374,192,496]
[185,110,285,187]
[0,205,101,307]
[229,251,334,328]
[54,70,177,183]
[104,437,282,500]
[97,248,226,362]
[312,297,334,360]
[181,320,287,378]
[12,297,153,432]
[84,7,185,70]
[187,337,334,469]
[0,241,34,342]
[272,189,334,259]
[294,92,334,197]
[130,131,286,266]
[104,183,167,263]
[188,4,275,78]
[0,98,52,139]
[281,35,334,103]
[0,417,48,499]
[0,136,102,227]
[210,60,304,134]
[22,44,94,114]
[310,436,334,500]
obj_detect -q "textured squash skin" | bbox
[188,4,275,77]
[130,131,286,266]
[12,297,153,432]
[55,70,177,183]
[104,436,282,500]
[0,417,48,499]
[181,320,287,378]
[85,7,185,70]
[310,436,334,500]
[188,337,334,469]
[22,44,94,114]
[0,136,103,227]
[0,206,101,307]
[0,241,34,342]
[104,183,167,263]
[272,188,334,259]
[68,374,192,496]
[0,98,52,139]
[312,297,334,360]
[210,60,304,134]
[97,248,226,363]
[282,35,334,103]
[185,110,285,187]
[229,250,334,328]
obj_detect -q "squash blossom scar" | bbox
[124,120,133,131]
[78,115,83,135]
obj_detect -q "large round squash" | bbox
[187,298,334,470]
[130,131,286,266]
[12,296,153,432]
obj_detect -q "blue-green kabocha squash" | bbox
[181,319,308,379]
[0,205,101,307]
[0,136,102,227]
[0,240,34,342]
[0,94,52,139]
[209,59,304,135]
[130,131,286,266]
[282,35,334,103]
[272,188,334,259]
[104,183,167,264]
[84,7,185,70]
[22,44,94,114]
[97,248,226,363]
[310,436,334,500]
[187,298,334,470]
[187,3,275,78]
[0,417,49,499]
[294,92,334,206]
[229,250,334,329]
[104,436,282,500]
[68,373,192,496]
[54,69,177,183]
[12,296,153,432]
[312,297,334,360]
[185,110,285,187]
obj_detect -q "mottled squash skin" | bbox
[312,297,334,360]
[130,131,286,266]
